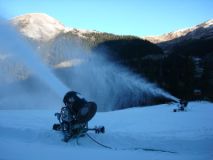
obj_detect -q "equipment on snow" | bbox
[53,91,105,142]
[173,99,188,112]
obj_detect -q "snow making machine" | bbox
[53,91,105,142]
[173,99,188,112]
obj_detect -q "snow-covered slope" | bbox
[11,13,65,41]
[11,13,98,42]
[143,19,213,44]
[0,102,213,160]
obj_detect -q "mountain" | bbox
[10,13,161,66]
[11,13,98,42]
[10,13,99,65]
[11,13,65,42]
[144,19,213,43]
[143,19,213,54]
[8,13,164,73]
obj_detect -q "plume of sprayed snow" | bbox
[0,19,69,109]
[65,53,178,111]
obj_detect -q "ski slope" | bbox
[0,101,213,160]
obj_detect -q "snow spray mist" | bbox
[64,52,178,111]
[0,19,69,108]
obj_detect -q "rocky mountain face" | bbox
[1,13,213,102]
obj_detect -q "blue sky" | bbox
[0,0,212,36]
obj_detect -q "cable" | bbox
[86,133,177,154]
[86,133,113,149]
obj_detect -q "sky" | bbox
[0,0,212,36]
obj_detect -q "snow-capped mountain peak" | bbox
[143,19,213,44]
[198,19,213,28]
[11,13,66,41]
[10,13,99,41]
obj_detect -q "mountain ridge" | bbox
[10,13,213,55]
[143,19,213,44]
[143,19,213,54]
[11,13,100,42]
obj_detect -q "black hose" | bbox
[86,133,177,153]
[86,133,112,149]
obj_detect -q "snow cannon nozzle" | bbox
[52,90,105,142]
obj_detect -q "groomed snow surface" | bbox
[0,101,213,160]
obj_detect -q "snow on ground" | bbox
[0,101,213,160]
